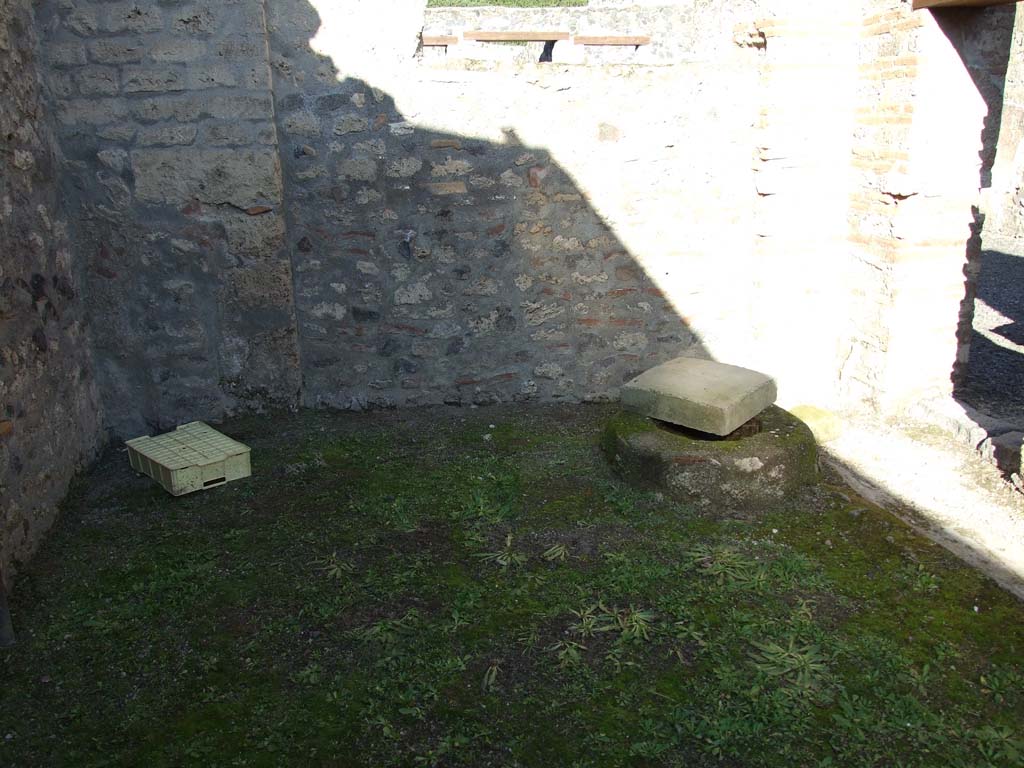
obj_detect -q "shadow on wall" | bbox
[262,4,708,413]
[42,0,718,439]
[932,7,1020,466]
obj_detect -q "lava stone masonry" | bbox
[1,0,102,585]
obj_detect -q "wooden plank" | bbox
[912,0,1019,9]
[573,35,651,46]
[422,35,458,46]
[464,30,570,42]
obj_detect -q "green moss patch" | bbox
[2,404,1023,767]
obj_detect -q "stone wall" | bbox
[26,0,1021,438]
[987,8,1024,242]
[269,1,748,409]
[413,0,1016,414]
[0,0,102,586]
[421,2,759,64]
[37,0,302,438]
[37,0,754,427]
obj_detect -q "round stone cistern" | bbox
[602,358,818,509]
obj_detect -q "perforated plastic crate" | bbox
[126,422,251,496]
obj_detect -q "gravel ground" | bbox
[957,234,1024,425]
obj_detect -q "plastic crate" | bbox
[126,422,251,496]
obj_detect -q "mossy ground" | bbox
[2,404,1023,767]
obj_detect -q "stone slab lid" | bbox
[620,357,777,436]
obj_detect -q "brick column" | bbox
[845,2,986,413]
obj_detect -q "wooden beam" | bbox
[464,30,570,42]
[422,35,458,47]
[573,35,651,46]
[913,0,1019,9]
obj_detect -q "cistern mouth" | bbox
[651,416,764,442]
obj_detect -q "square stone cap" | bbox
[620,357,777,436]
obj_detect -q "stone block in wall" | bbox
[75,66,119,96]
[890,195,975,243]
[149,38,208,63]
[98,3,164,34]
[122,66,186,94]
[220,327,302,406]
[201,122,277,147]
[187,64,271,91]
[47,42,87,67]
[135,123,198,147]
[129,93,274,123]
[87,38,146,64]
[220,261,296,322]
[220,209,287,261]
[132,148,281,208]
[56,97,129,126]
[978,431,1023,478]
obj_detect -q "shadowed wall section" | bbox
[0,0,102,587]
[36,0,302,439]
